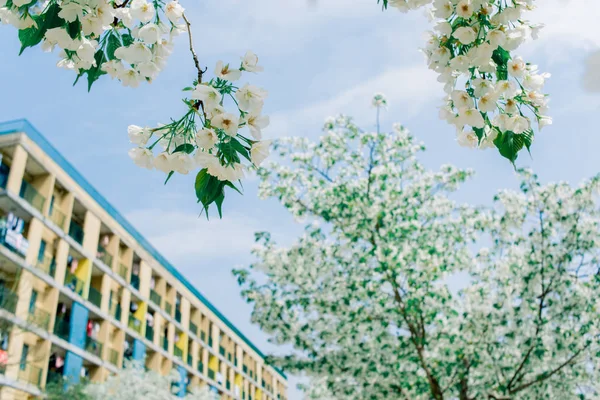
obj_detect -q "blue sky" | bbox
[1,0,600,397]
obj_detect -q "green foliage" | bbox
[18,3,63,55]
[194,168,241,218]
[492,47,511,81]
[494,129,534,164]
[45,377,91,400]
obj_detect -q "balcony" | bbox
[88,287,102,309]
[68,220,84,245]
[219,346,225,357]
[150,289,161,306]
[97,244,113,267]
[200,331,206,342]
[85,336,103,358]
[234,358,238,367]
[243,365,248,374]
[208,369,215,380]
[53,315,70,341]
[128,315,142,334]
[164,302,172,316]
[161,336,168,352]
[226,381,231,390]
[118,263,128,281]
[145,324,154,342]
[36,252,56,277]
[27,307,50,331]
[187,354,193,366]
[173,346,183,359]
[0,163,9,189]
[131,275,140,291]
[0,288,18,313]
[197,361,204,374]
[110,303,122,321]
[1,225,29,257]
[208,337,213,347]
[175,309,181,323]
[64,270,84,296]
[49,206,66,229]
[189,322,198,336]
[19,180,45,213]
[18,364,42,387]
[109,348,119,365]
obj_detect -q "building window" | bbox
[29,290,38,312]
[20,344,29,370]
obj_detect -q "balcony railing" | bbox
[53,315,70,341]
[0,288,18,314]
[85,336,103,358]
[208,369,215,380]
[18,364,42,387]
[175,309,181,323]
[109,348,119,365]
[68,220,84,245]
[118,263,128,281]
[36,253,56,277]
[173,346,183,359]
[20,180,45,213]
[88,286,102,309]
[49,207,66,229]
[27,307,50,331]
[189,322,198,336]
[164,302,172,316]
[145,325,154,342]
[64,270,84,296]
[150,289,161,306]
[97,244,113,267]
[128,315,142,334]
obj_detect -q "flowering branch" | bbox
[383,0,551,164]
[0,0,273,218]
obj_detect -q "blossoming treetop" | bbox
[234,98,600,399]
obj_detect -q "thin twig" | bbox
[182,12,205,83]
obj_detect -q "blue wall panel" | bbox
[69,302,88,349]
[132,339,146,361]
[63,351,83,385]
[177,365,187,397]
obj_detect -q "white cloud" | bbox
[583,50,600,93]
[126,209,262,263]
[268,64,440,137]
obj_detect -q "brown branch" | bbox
[182,12,206,83]
[509,345,588,395]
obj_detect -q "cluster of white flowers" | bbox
[128,52,271,215]
[235,100,600,399]
[387,0,551,162]
[0,0,185,88]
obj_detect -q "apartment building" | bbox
[0,119,288,400]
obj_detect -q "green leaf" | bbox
[105,31,121,60]
[494,130,524,164]
[214,192,225,219]
[173,143,195,154]
[121,33,134,47]
[86,50,107,91]
[229,138,252,162]
[377,0,388,9]
[66,19,81,40]
[164,171,174,185]
[492,47,511,81]
[18,3,63,54]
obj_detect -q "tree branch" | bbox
[182,13,206,83]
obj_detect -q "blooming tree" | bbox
[0,0,271,215]
[234,99,600,399]
[381,0,551,162]
[83,361,220,399]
